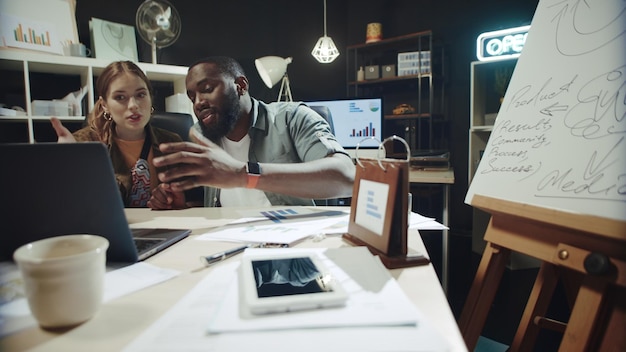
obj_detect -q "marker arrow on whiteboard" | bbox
[551,0,626,56]
[540,102,568,116]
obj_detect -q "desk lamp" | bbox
[254,56,293,102]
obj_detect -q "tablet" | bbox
[239,252,348,315]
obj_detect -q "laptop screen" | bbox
[305,98,383,149]
[1,143,141,263]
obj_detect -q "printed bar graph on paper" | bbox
[260,208,300,223]
[13,23,51,46]
[1,13,61,55]
[14,24,23,42]
[349,122,376,138]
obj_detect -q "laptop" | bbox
[0,142,190,263]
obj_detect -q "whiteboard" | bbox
[466,0,626,222]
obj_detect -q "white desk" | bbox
[0,207,466,352]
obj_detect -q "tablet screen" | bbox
[252,257,333,298]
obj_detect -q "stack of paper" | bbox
[123,247,451,352]
[195,208,447,246]
[207,247,419,332]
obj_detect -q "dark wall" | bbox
[74,0,538,233]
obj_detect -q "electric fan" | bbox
[135,0,181,64]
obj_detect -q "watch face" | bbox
[247,162,261,175]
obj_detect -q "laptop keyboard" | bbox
[133,238,164,253]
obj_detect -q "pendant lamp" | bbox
[311,0,339,63]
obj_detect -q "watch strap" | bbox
[246,162,261,189]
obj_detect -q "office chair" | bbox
[309,105,335,135]
[308,105,345,206]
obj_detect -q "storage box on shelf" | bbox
[346,31,446,153]
[468,57,538,269]
[397,50,431,76]
[0,49,188,143]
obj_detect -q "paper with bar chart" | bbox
[0,13,62,54]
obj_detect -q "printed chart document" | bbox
[123,247,450,352]
[197,217,347,245]
[208,247,418,332]
[196,207,349,245]
[196,210,446,246]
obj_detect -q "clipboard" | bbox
[343,136,430,269]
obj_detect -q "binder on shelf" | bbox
[343,136,430,269]
[409,149,450,170]
[388,149,451,170]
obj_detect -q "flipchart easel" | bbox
[342,136,429,269]
[459,195,626,351]
[460,0,625,349]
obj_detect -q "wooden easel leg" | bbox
[558,276,607,352]
[597,286,626,352]
[459,241,510,351]
[560,269,583,309]
[510,262,559,352]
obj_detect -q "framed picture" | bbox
[89,17,138,62]
[342,136,428,269]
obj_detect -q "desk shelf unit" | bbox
[468,58,518,182]
[0,49,189,143]
[346,31,447,153]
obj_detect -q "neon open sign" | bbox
[477,25,530,61]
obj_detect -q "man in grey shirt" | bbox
[148,56,355,209]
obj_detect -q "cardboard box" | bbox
[365,65,380,80]
[382,65,396,78]
[166,93,194,115]
[397,51,420,62]
[397,67,419,76]
[32,100,71,116]
[397,51,431,76]
[0,107,27,116]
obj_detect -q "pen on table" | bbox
[200,243,256,267]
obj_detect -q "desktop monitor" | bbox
[305,98,383,150]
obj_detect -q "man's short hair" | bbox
[188,56,246,79]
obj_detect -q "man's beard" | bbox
[199,89,241,144]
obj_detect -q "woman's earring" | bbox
[103,111,112,121]
[151,106,155,115]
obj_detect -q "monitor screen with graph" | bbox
[305,98,383,149]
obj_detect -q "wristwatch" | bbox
[246,161,261,189]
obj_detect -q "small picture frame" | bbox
[343,136,429,269]
[89,17,138,62]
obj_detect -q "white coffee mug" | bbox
[13,234,109,329]
[68,43,91,57]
